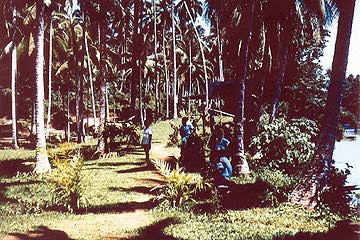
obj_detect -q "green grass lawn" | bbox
[0,120,351,240]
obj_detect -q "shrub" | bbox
[151,159,210,207]
[102,122,140,150]
[249,116,318,176]
[319,162,356,216]
[256,168,297,206]
[47,143,88,213]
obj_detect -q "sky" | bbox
[320,0,360,76]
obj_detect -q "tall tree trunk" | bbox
[72,24,84,143]
[153,0,159,120]
[289,0,356,208]
[46,12,53,139]
[188,41,192,113]
[140,60,144,126]
[216,15,224,82]
[130,0,141,116]
[11,4,19,149]
[105,83,110,122]
[172,1,178,119]
[269,17,292,124]
[183,2,209,111]
[67,88,71,142]
[163,21,170,119]
[233,0,255,175]
[35,0,50,173]
[84,25,97,132]
[96,11,107,154]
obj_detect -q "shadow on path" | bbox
[6,226,73,240]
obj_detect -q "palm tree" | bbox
[34,0,51,173]
[171,0,178,119]
[11,3,19,149]
[46,9,53,139]
[153,0,160,120]
[232,0,255,174]
[131,0,141,116]
[290,0,356,208]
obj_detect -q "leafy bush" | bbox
[256,168,297,206]
[151,159,210,207]
[319,162,355,216]
[47,143,88,212]
[102,122,140,150]
[249,116,318,175]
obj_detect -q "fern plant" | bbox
[151,159,209,207]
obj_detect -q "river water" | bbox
[333,129,360,207]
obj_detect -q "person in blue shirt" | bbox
[209,125,233,185]
[142,119,152,163]
[179,117,193,166]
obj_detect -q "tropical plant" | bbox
[151,158,209,207]
[249,115,319,175]
[47,144,88,213]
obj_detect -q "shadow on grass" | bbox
[221,180,270,210]
[118,218,180,240]
[0,160,33,178]
[86,199,158,214]
[8,226,73,240]
[273,220,360,240]
[109,186,155,195]
[86,161,144,167]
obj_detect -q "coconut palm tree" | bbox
[11,3,19,149]
[34,0,51,173]
[290,0,357,208]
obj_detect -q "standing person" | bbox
[142,119,152,163]
[179,116,193,165]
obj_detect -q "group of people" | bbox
[179,117,233,185]
[141,116,234,185]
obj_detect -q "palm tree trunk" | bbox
[97,12,107,154]
[131,0,141,116]
[233,0,255,175]
[172,0,178,119]
[163,21,170,119]
[188,41,192,113]
[34,0,50,173]
[46,12,53,139]
[84,29,98,131]
[216,15,224,82]
[269,18,291,124]
[153,0,159,121]
[140,60,144,126]
[183,2,209,111]
[67,88,71,142]
[11,5,19,149]
[71,24,84,144]
[289,0,356,208]
[105,83,110,122]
